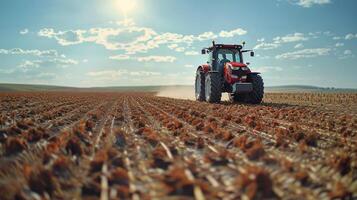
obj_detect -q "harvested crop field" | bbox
[0,92,356,200]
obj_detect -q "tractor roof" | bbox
[206,44,243,51]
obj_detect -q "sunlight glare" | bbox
[115,0,137,17]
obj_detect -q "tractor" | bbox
[195,41,264,104]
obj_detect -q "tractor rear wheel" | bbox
[245,74,264,104]
[195,69,205,101]
[205,72,222,103]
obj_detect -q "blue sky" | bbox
[0,0,356,88]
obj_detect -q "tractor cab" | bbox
[195,41,264,104]
[201,43,253,71]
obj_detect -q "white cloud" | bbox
[38,28,86,46]
[344,50,352,55]
[333,36,341,40]
[335,42,344,47]
[275,48,330,59]
[345,33,357,40]
[219,28,247,38]
[148,32,194,47]
[18,60,42,72]
[129,71,161,76]
[168,44,178,49]
[185,51,199,56]
[137,56,176,62]
[308,31,321,39]
[37,26,164,53]
[87,70,127,81]
[197,32,217,41]
[167,44,185,52]
[0,48,59,57]
[116,18,136,27]
[273,33,308,43]
[254,42,280,50]
[109,54,131,60]
[36,72,56,79]
[339,49,354,59]
[20,29,29,35]
[109,55,177,62]
[256,54,271,59]
[323,31,333,36]
[257,38,265,42]
[184,64,194,68]
[0,48,78,70]
[17,58,78,71]
[37,20,246,55]
[50,58,78,67]
[175,47,185,52]
[290,0,331,8]
[294,43,304,48]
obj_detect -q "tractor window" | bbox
[207,52,212,64]
[235,52,241,62]
[218,53,234,62]
[217,49,241,63]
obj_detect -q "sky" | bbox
[0,0,356,88]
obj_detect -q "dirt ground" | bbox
[0,92,356,199]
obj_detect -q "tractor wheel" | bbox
[229,93,246,103]
[205,72,222,103]
[245,74,264,104]
[195,69,205,101]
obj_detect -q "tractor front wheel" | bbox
[195,69,205,101]
[205,72,222,103]
[245,74,264,104]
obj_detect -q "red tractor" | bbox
[195,41,264,104]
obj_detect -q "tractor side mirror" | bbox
[250,51,255,57]
[201,49,206,54]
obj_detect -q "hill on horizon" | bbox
[0,83,356,93]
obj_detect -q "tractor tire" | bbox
[245,74,264,104]
[195,70,205,101]
[205,72,222,103]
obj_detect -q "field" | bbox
[0,92,356,199]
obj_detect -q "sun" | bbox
[115,0,137,16]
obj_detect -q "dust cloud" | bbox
[156,86,195,100]
[156,85,229,100]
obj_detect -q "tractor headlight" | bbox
[242,67,249,71]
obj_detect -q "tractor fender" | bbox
[197,64,210,73]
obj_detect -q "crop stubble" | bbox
[0,92,356,200]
